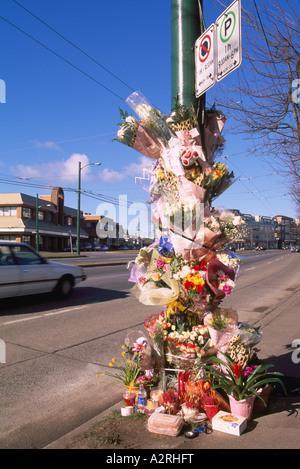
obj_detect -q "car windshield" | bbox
[11,245,44,265]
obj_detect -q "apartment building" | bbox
[0,187,88,251]
[274,215,300,249]
[83,214,135,248]
[231,210,300,249]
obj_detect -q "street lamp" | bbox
[77,162,101,256]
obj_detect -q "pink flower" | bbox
[156,259,165,268]
[162,264,170,272]
[145,369,154,379]
[222,285,233,295]
[243,366,257,377]
[138,276,147,284]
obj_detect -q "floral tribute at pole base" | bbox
[99,91,286,437]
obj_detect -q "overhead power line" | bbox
[11,0,135,93]
[0,14,126,102]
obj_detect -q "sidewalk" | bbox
[45,286,300,451]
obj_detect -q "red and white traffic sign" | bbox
[199,34,212,63]
[194,0,242,95]
[195,24,216,97]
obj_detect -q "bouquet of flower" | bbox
[115,108,138,146]
[98,344,142,387]
[204,307,239,353]
[126,91,175,149]
[202,162,235,204]
[114,91,263,388]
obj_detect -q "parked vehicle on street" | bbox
[100,245,109,251]
[63,244,77,252]
[91,243,101,251]
[0,242,86,300]
[80,242,93,251]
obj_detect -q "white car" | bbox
[0,241,86,300]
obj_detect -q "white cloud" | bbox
[10,153,155,186]
[11,153,90,183]
[99,168,126,183]
[33,140,63,152]
[123,156,155,177]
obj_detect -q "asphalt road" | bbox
[0,250,298,448]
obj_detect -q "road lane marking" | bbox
[245,267,255,271]
[2,305,89,325]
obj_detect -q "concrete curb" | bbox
[44,401,122,450]
[44,286,300,450]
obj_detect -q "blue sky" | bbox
[0,0,298,226]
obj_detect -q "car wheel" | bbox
[56,275,74,299]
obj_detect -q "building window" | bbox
[67,217,73,226]
[0,235,16,241]
[22,236,31,245]
[23,208,32,218]
[38,211,44,221]
[0,206,17,216]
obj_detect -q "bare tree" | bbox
[212,0,300,212]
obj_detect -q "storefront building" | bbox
[0,187,88,251]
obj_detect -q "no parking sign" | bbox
[194,0,242,96]
[195,24,216,97]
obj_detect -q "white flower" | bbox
[180,265,192,278]
[125,116,137,125]
[233,216,242,226]
[210,216,220,230]
[219,211,234,222]
[117,128,126,138]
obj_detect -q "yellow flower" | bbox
[121,352,125,357]
[109,363,113,367]
[161,256,172,264]
[212,170,222,180]
[112,358,116,362]
[152,272,162,282]
[185,273,204,287]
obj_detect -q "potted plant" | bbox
[99,345,142,387]
[203,352,286,419]
[98,338,158,401]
